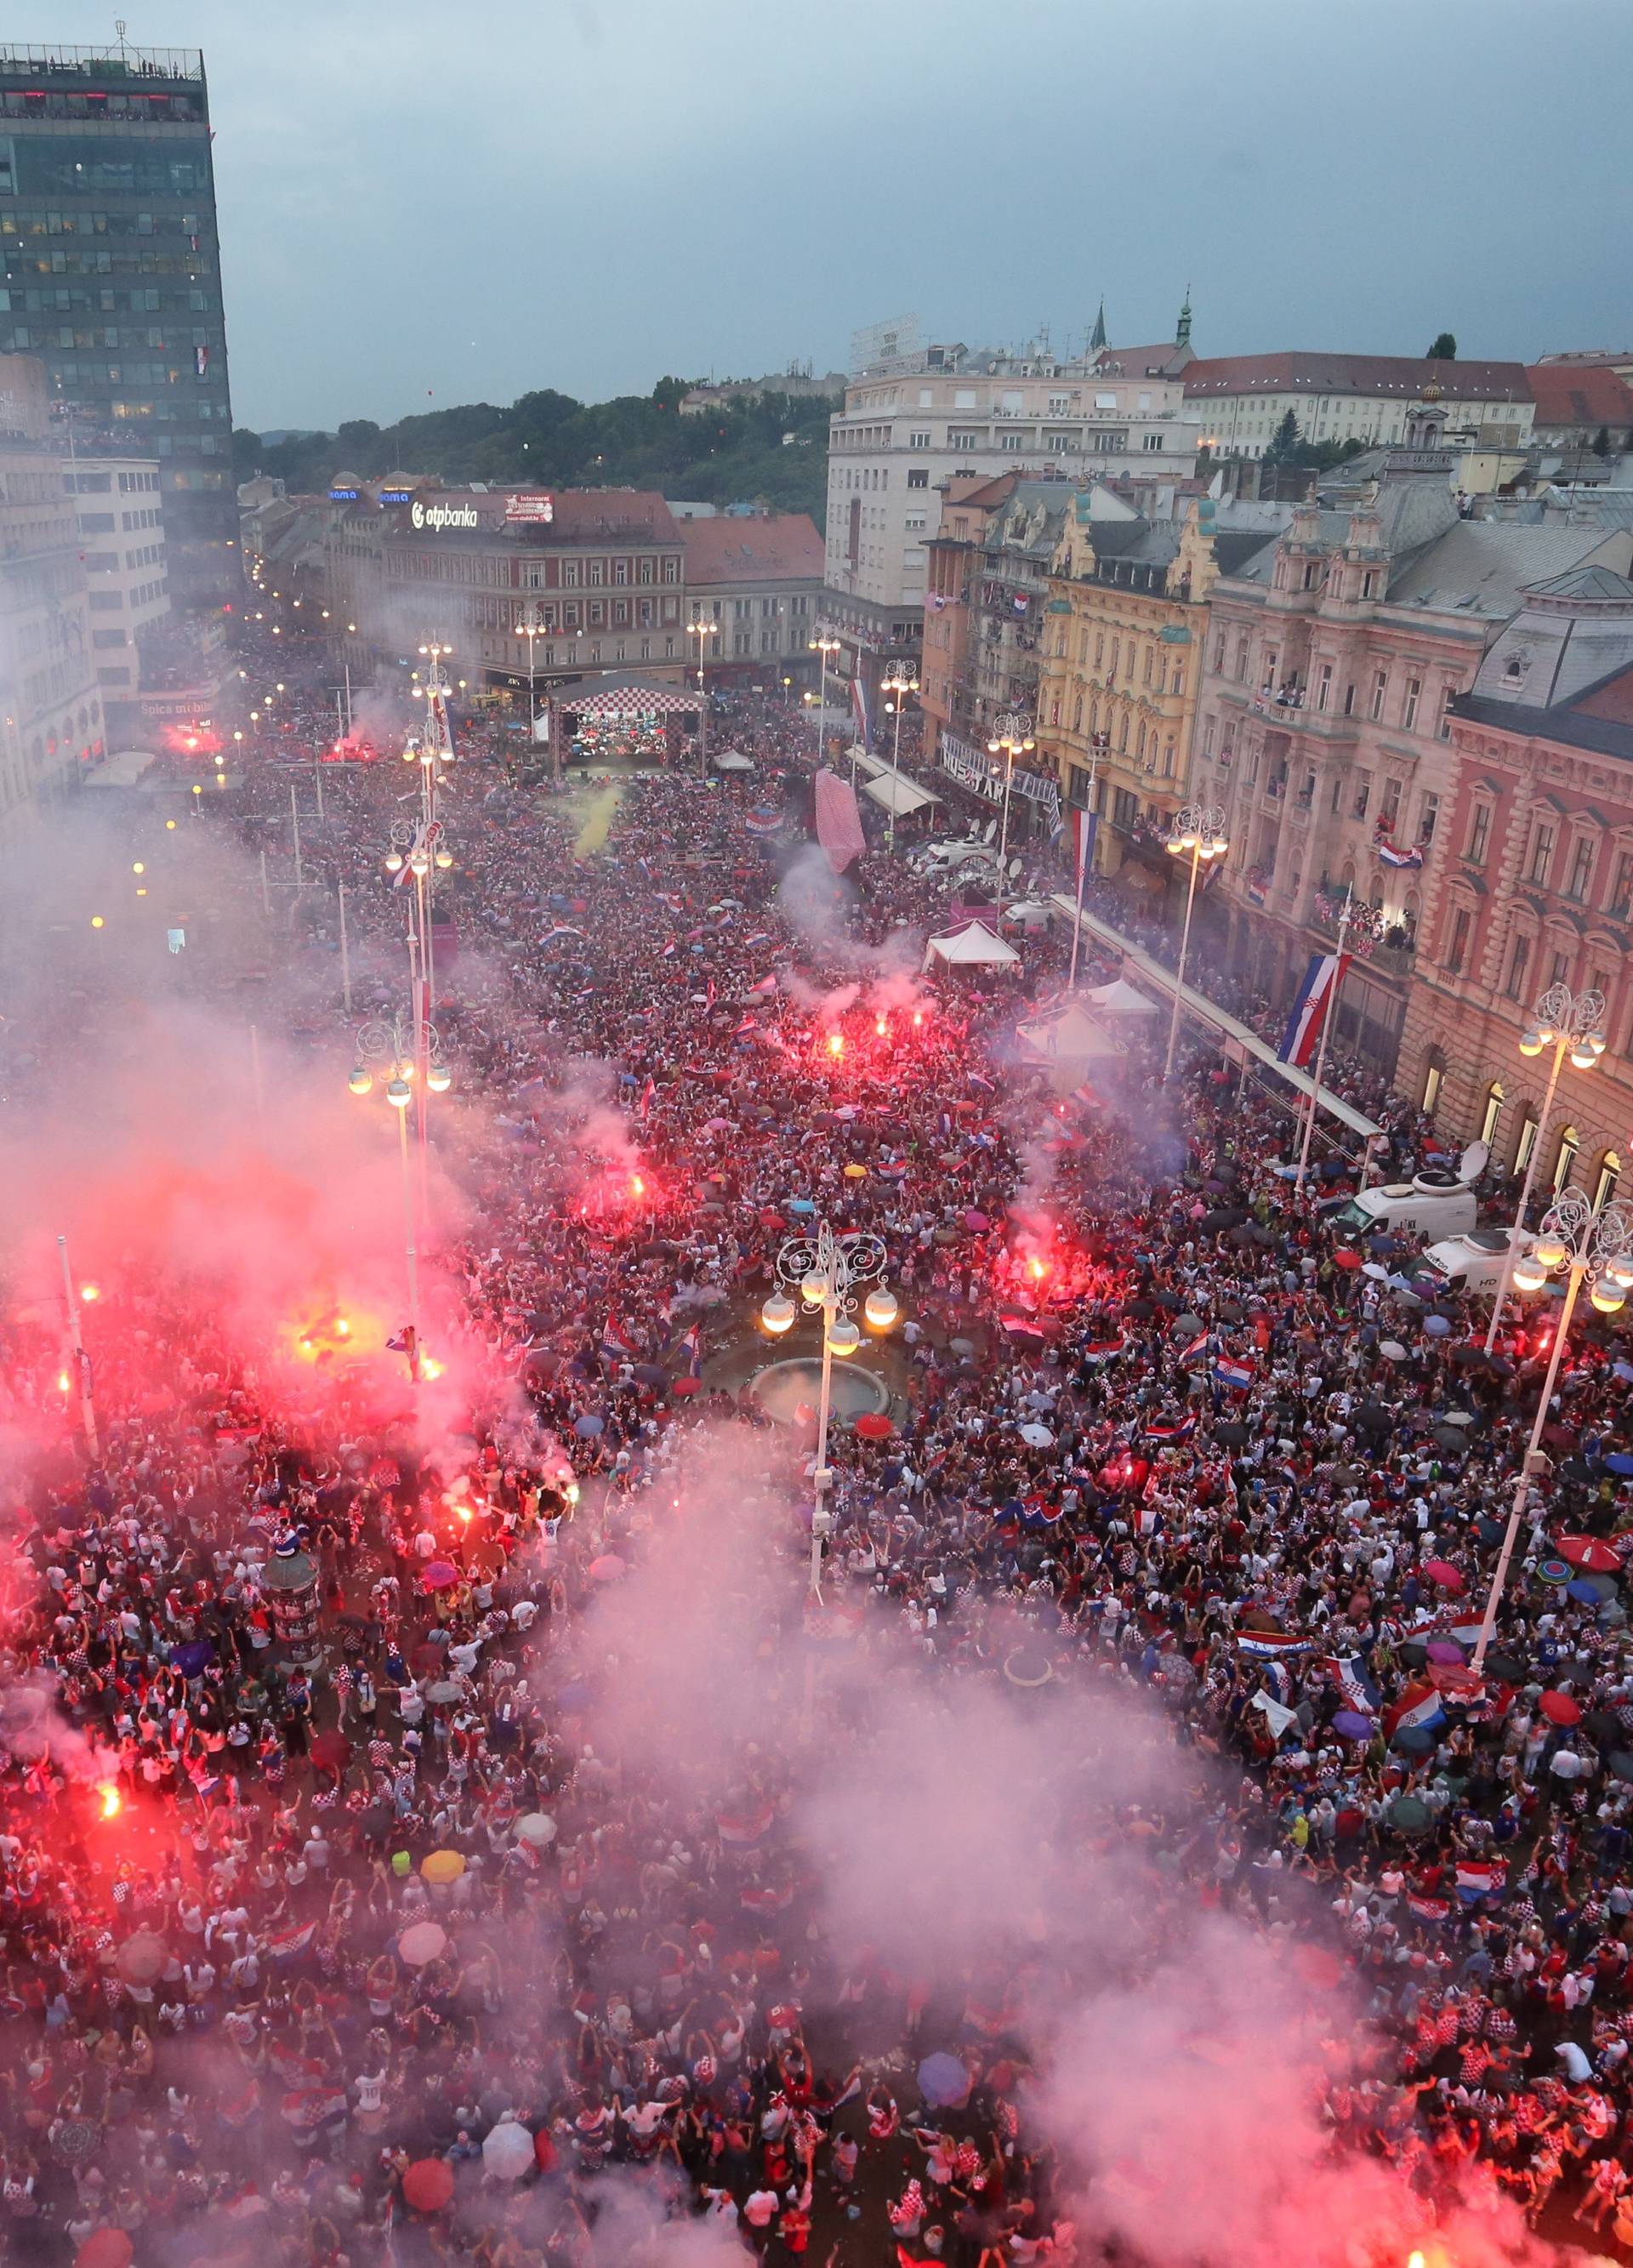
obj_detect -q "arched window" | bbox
[1553,1123,1580,1193]
[1595,1149,1622,1213]
[1515,1111,1540,1175]
[1480,1081,1505,1145]
[1422,1048,1446,1115]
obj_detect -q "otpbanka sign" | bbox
[410,499,480,532]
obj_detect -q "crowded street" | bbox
[0,630,1631,2268]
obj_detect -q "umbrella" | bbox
[963,1209,990,1230]
[1423,1314,1453,1336]
[1583,1571,1620,1601]
[1558,1536,1620,1572]
[1354,1405,1393,1435]
[1152,1290,1182,1309]
[573,1414,605,1438]
[75,2237,133,2268]
[1475,1517,1505,1547]
[672,1376,703,1396]
[1538,1559,1573,1585]
[399,1921,448,1968]
[916,2051,971,2109]
[1422,1559,1464,1592]
[589,1553,628,1581]
[425,1679,463,1704]
[1214,1422,1249,1447]
[1539,1690,1582,1725]
[854,1413,893,1440]
[422,1561,459,1590]
[1379,1339,1408,1362]
[1333,1249,1362,1271]
[1425,1639,1465,1664]
[1398,1640,1428,1670]
[1431,1426,1467,1454]
[1609,1752,1633,1784]
[115,1931,168,1986]
[402,2158,455,2213]
[1387,1794,1431,1834]
[420,1849,466,1886]
[1362,1262,1389,1280]
[1391,1724,1435,1755]
[1019,1423,1055,1449]
[1602,1451,1633,1478]
[54,2117,101,2166]
[1332,1710,1374,1741]
[632,1364,668,1388]
[310,1729,351,1771]
[515,1812,556,1847]
[1486,1650,1525,1682]
[483,2121,537,2180]
[169,1639,214,1676]
[1567,1578,1603,1605]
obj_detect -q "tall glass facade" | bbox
[0,45,236,612]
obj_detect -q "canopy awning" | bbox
[925,920,1021,971]
[711,748,755,772]
[568,677,703,720]
[1017,1002,1127,1064]
[862,772,938,816]
[1088,977,1162,1019]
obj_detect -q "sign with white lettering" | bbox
[504,493,555,524]
[410,499,481,532]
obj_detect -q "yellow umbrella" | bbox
[843,1163,867,1179]
[419,1849,466,1886]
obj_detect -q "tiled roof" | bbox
[1183,352,1530,402]
[1524,362,1633,430]
[679,512,824,584]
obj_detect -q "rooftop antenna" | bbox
[114,18,129,64]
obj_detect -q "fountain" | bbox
[748,1357,889,1425]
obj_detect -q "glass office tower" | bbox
[0,40,236,612]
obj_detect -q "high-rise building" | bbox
[0,40,236,612]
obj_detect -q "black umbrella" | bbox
[1354,1404,1394,1434]
[1152,1290,1182,1310]
[1214,1422,1249,1447]
[1125,1297,1155,1319]
[1485,1650,1525,1683]
[632,1364,668,1388]
[1368,1234,1403,1255]
[1198,1210,1238,1234]
[1609,1752,1633,1784]
[1475,1516,1505,1547]
[1391,1724,1435,1755]
[1398,1639,1428,1670]
[1218,1300,1246,1323]
[1432,1425,1468,1454]
[1249,1225,1278,1248]
[1229,1226,1256,1248]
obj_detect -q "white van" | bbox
[1328,1142,1488,1245]
[913,840,1004,882]
[1418,1225,1532,1298]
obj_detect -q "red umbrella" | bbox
[1539,1690,1582,1725]
[1422,1559,1464,1592]
[402,2157,455,2213]
[310,1729,350,1772]
[1557,1536,1621,1573]
[1332,1249,1362,1270]
[671,1376,702,1397]
[854,1413,894,1440]
[421,1561,460,1590]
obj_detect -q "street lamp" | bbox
[880,666,919,857]
[1471,1188,1633,1669]
[686,617,720,778]
[986,710,1035,880]
[1485,983,1607,1351]
[515,599,547,759]
[761,1218,898,1598]
[348,1012,454,1382]
[809,631,842,762]
[1161,801,1229,1083]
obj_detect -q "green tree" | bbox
[1593,425,1613,457]
[1264,409,1300,463]
[1426,333,1457,360]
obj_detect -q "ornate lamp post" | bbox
[1472,1188,1633,1668]
[986,710,1035,879]
[761,1220,899,1598]
[347,1013,453,1380]
[809,631,842,763]
[1161,801,1229,1083]
[686,616,720,777]
[879,666,919,856]
[1484,983,1607,1351]
[515,600,548,766]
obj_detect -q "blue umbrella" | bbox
[1423,1314,1452,1337]
[1391,1724,1435,1755]
[1603,1452,1633,1478]
[1568,1579,1602,1604]
[788,1198,816,1215]
[573,1413,605,1439]
[916,2052,971,2109]
[169,1640,213,1678]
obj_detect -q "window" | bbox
[1342,682,1356,715]
[1553,1124,1580,1194]
[588,561,604,586]
[1418,791,1439,845]
[1315,663,1333,712]
[1568,836,1595,900]
[1362,571,1378,600]
[1447,907,1471,975]
[1505,932,1531,1000]
[948,430,979,452]
[953,389,977,408]
[1351,774,1370,822]
[1614,852,1633,917]
[919,388,933,407]
[907,467,929,488]
[1095,391,1118,410]
[908,430,930,448]
[1380,777,1402,831]
[1302,561,1319,590]
[1481,1081,1505,1145]
[1422,1057,1444,1115]
[1515,1114,1539,1175]
[1403,675,1421,730]
[1595,1149,1622,1212]
[1437,686,1456,740]
[613,560,629,585]
[1466,805,1490,865]
[1527,823,1554,885]
[1141,433,1164,452]
[1044,430,1073,453]
[999,432,1025,453]
[1369,669,1388,721]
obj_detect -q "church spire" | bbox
[1176,289,1192,348]
[1090,299,1107,351]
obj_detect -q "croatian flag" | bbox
[600,1317,637,1364]
[676,1324,702,1378]
[1385,1684,1447,1741]
[1144,1414,1195,1444]
[1213,1356,1255,1393]
[1178,1330,1213,1367]
[266,1921,317,1964]
[1408,1891,1450,1925]
[1277,950,1351,1068]
[1322,1653,1381,1718]
[1455,1860,1509,1903]
[1377,837,1424,870]
[1235,1630,1311,1662]
[851,675,873,750]
[716,1803,775,1845]
[1067,806,1098,890]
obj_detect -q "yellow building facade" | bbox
[1038,495,1230,876]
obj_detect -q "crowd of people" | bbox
[0,632,1630,2268]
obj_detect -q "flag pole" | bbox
[1294,888,1350,1192]
[1067,744,1099,992]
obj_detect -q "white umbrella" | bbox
[482,2121,536,2180]
[515,1813,556,1849]
[1379,1339,1408,1360]
[1019,1423,1055,1449]
[399,1920,448,1968]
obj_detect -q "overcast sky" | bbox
[27,0,1633,431]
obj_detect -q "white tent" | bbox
[711,748,755,772]
[1016,1001,1127,1066]
[924,920,1021,972]
[862,772,938,816]
[1089,976,1162,1020]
